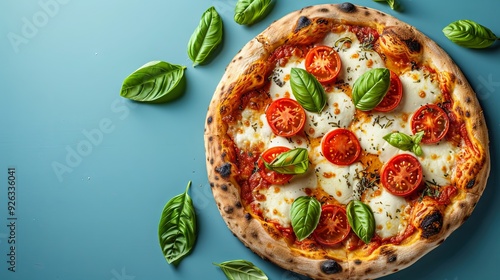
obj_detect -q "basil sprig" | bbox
[158,181,197,266]
[346,200,375,244]
[120,61,186,103]
[443,19,499,49]
[290,68,327,113]
[383,131,424,156]
[187,7,223,66]
[234,0,275,26]
[263,148,309,175]
[352,68,391,111]
[214,260,268,280]
[290,196,321,241]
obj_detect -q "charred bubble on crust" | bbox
[223,205,234,214]
[215,163,231,178]
[387,254,397,263]
[321,260,342,274]
[244,213,252,221]
[295,16,312,32]
[466,178,476,189]
[420,210,443,238]
[235,201,242,208]
[339,2,356,13]
[206,115,213,125]
[404,38,422,53]
[354,259,362,265]
[220,184,228,191]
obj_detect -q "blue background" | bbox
[0,0,498,279]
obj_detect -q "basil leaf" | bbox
[290,196,321,241]
[158,181,197,266]
[234,0,275,26]
[373,0,401,11]
[187,7,223,66]
[263,148,309,175]
[290,68,327,113]
[383,131,424,156]
[346,200,375,244]
[443,19,499,49]
[214,260,268,280]
[120,61,186,103]
[352,68,391,111]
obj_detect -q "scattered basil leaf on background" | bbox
[120,61,186,103]
[264,148,309,175]
[383,131,424,156]
[187,6,223,66]
[158,181,197,266]
[290,68,327,113]
[290,196,321,241]
[346,200,375,244]
[214,260,269,280]
[373,0,401,11]
[443,19,499,49]
[352,68,390,111]
[234,0,275,26]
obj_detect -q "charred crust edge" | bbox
[321,259,343,274]
[339,2,357,13]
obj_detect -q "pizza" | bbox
[204,3,490,279]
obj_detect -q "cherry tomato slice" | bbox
[258,146,293,185]
[266,98,306,137]
[321,129,361,166]
[411,104,450,144]
[313,204,351,246]
[374,70,403,112]
[305,46,342,84]
[381,154,423,196]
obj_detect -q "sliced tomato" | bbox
[381,154,423,196]
[258,146,293,185]
[313,204,351,246]
[374,70,403,112]
[411,104,450,144]
[304,46,342,84]
[266,98,306,137]
[321,129,361,166]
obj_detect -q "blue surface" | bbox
[0,0,498,279]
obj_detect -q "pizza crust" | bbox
[204,3,490,279]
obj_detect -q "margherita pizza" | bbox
[204,3,490,279]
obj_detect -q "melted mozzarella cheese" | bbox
[418,142,458,186]
[397,70,442,113]
[364,187,409,239]
[353,112,409,158]
[315,161,364,204]
[256,168,318,226]
[322,31,385,86]
[230,109,267,150]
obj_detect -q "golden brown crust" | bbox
[204,3,490,279]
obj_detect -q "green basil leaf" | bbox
[120,61,186,103]
[187,6,223,66]
[234,0,275,26]
[346,200,375,244]
[443,19,499,49]
[158,181,197,266]
[263,148,309,175]
[290,196,321,241]
[290,68,327,113]
[352,68,391,111]
[372,0,401,11]
[214,260,268,280]
[383,131,424,156]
